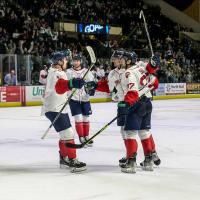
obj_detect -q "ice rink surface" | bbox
[0,98,200,200]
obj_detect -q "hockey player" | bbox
[42,50,87,173]
[108,49,125,102]
[106,49,128,160]
[118,51,160,173]
[66,53,94,147]
[83,50,161,173]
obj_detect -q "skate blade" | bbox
[86,143,93,147]
[70,166,87,173]
[121,168,136,174]
[142,166,154,171]
[60,164,70,169]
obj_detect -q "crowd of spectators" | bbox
[0,0,199,85]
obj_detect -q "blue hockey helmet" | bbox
[123,51,137,64]
[73,53,83,62]
[72,53,84,68]
[51,49,71,65]
[111,49,124,59]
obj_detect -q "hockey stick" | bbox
[139,10,154,56]
[66,86,153,149]
[41,46,96,139]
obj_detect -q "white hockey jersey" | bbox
[66,68,94,102]
[41,67,68,114]
[121,62,153,99]
[108,68,125,101]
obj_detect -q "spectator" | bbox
[39,65,48,85]
[4,69,17,86]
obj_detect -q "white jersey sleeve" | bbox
[107,70,116,92]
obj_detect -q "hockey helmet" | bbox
[111,49,124,60]
[51,49,71,65]
[73,53,82,62]
[123,51,137,65]
[72,53,84,69]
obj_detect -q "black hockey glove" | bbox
[149,55,160,68]
[84,81,97,96]
[85,81,97,90]
[69,78,85,89]
[117,101,130,116]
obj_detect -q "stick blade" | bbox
[86,46,96,64]
[65,143,84,149]
[139,10,143,19]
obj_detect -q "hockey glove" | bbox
[69,78,85,89]
[117,101,130,116]
[84,81,97,90]
[84,81,97,96]
[149,55,160,68]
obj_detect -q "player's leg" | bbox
[117,114,127,166]
[69,99,85,144]
[82,101,93,146]
[118,126,127,166]
[138,129,154,171]
[139,99,160,170]
[45,112,86,172]
[120,112,140,173]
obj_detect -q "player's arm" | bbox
[55,72,85,94]
[84,79,110,93]
[107,71,116,92]
[138,75,159,96]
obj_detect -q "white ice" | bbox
[0,99,200,200]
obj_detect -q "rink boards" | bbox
[0,83,200,107]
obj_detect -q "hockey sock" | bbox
[126,139,138,158]
[124,139,128,148]
[59,140,76,159]
[150,134,156,152]
[75,122,84,137]
[83,122,90,137]
[141,137,153,155]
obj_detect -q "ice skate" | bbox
[119,157,127,167]
[141,154,154,171]
[140,151,161,166]
[121,156,137,174]
[59,154,71,169]
[68,158,87,173]
[152,151,161,166]
[84,136,93,147]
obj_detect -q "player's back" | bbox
[122,64,152,98]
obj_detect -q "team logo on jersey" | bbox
[125,72,130,78]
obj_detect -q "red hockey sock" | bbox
[150,134,156,151]
[83,122,90,137]
[126,139,138,158]
[124,139,127,148]
[141,137,153,155]
[59,140,76,159]
[75,122,84,137]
